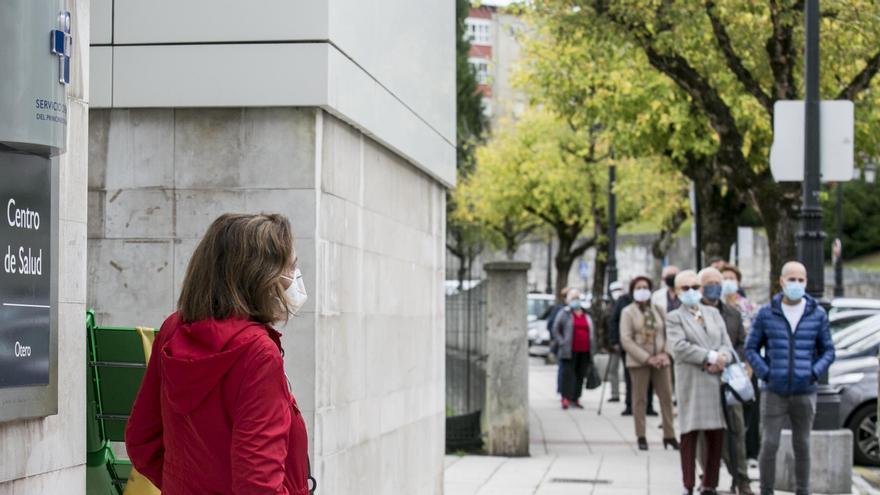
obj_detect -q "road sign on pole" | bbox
[770,100,854,183]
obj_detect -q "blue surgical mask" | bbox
[783,281,806,301]
[680,289,702,307]
[569,300,582,311]
[702,284,722,302]
[721,280,739,296]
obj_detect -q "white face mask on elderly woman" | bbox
[280,268,308,314]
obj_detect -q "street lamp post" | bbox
[607,164,618,295]
[798,0,826,301]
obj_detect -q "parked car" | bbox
[830,309,880,335]
[833,313,880,357]
[830,297,880,316]
[527,293,556,322]
[829,355,879,466]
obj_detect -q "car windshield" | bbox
[834,314,880,350]
[528,298,554,321]
[830,311,879,335]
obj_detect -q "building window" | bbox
[469,58,490,84]
[465,18,492,45]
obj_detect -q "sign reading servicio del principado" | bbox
[0,155,51,388]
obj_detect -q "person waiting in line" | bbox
[696,267,753,495]
[126,213,312,494]
[651,264,681,317]
[666,270,734,495]
[619,275,677,451]
[720,263,761,462]
[552,289,595,410]
[547,287,571,396]
[604,280,625,403]
[610,281,656,416]
[745,261,835,495]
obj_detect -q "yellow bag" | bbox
[123,328,162,495]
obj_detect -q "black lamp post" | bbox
[797,0,826,300]
[607,164,618,296]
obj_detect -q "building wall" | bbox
[314,113,446,494]
[89,1,455,187]
[0,0,89,492]
[87,109,446,494]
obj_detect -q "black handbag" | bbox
[585,361,601,390]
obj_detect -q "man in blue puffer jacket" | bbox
[744,261,835,495]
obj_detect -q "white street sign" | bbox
[769,100,854,182]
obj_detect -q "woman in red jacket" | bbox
[126,213,313,494]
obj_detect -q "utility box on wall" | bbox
[0,0,67,422]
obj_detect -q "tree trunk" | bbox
[692,172,744,264]
[754,181,801,294]
[590,235,609,348]
[554,236,575,301]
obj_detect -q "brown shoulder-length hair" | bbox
[178,213,294,324]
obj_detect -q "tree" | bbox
[822,178,880,261]
[448,0,489,289]
[464,109,606,299]
[529,0,880,291]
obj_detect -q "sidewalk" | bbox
[444,357,863,495]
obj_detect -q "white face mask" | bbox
[280,268,308,314]
[632,288,652,303]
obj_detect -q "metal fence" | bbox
[445,281,487,450]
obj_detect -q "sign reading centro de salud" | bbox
[0,0,67,416]
[0,156,51,388]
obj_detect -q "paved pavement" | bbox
[444,356,870,495]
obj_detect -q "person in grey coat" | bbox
[552,289,597,410]
[666,270,734,495]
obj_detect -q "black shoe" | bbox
[608,397,621,403]
[699,490,717,495]
[682,489,693,495]
[646,409,658,417]
[663,438,679,450]
[637,437,648,450]
[621,409,633,416]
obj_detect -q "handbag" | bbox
[721,352,755,405]
[585,361,601,390]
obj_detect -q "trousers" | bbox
[759,391,817,495]
[629,365,675,439]
[561,352,591,402]
[681,429,724,490]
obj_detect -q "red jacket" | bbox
[125,313,310,494]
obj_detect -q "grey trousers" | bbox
[759,391,817,495]
[608,352,621,399]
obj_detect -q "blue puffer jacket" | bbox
[745,294,835,396]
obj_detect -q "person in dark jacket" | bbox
[126,213,312,495]
[745,261,835,495]
[548,287,571,395]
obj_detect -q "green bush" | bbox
[822,179,880,260]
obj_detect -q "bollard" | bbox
[483,261,531,456]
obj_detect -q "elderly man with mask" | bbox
[745,261,835,495]
[696,267,752,495]
[652,265,681,317]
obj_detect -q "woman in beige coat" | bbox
[620,275,677,451]
[666,270,734,495]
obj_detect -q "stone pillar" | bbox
[483,261,531,456]
[774,429,853,494]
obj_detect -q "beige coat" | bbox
[619,302,666,368]
[665,304,734,434]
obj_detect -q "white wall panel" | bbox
[113,0,328,44]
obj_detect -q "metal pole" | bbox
[834,183,844,297]
[607,164,618,293]
[694,189,703,269]
[546,238,553,295]
[797,0,826,300]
